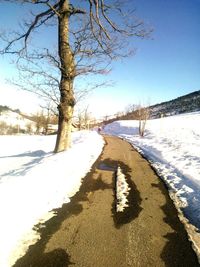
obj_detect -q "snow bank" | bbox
[0,130,104,267]
[116,166,130,212]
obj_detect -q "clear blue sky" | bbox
[0,0,200,118]
[89,0,200,117]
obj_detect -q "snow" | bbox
[0,131,104,267]
[103,111,200,260]
[0,110,36,132]
[116,166,130,212]
[1,111,200,266]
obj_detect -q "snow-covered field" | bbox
[103,111,200,259]
[0,131,104,267]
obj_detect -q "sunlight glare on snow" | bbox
[0,130,104,267]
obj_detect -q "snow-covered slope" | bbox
[103,112,200,259]
[0,131,104,267]
[0,110,36,133]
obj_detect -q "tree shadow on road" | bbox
[98,158,143,229]
[151,182,200,267]
[13,153,112,267]
[13,152,143,266]
[14,248,74,267]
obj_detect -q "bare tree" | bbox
[33,111,46,134]
[39,100,58,132]
[138,104,150,137]
[76,106,91,130]
[77,110,83,130]
[124,104,138,115]
[83,106,91,130]
[0,0,150,152]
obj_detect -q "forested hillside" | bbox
[150,90,200,118]
[103,90,200,125]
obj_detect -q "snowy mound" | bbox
[116,166,130,212]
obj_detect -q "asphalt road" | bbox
[14,135,199,267]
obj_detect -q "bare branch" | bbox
[0,0,151,151]
[1,2,59,54]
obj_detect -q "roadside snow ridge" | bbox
[116,166,130,212]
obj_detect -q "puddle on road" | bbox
[98,163,116,172]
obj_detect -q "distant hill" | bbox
[0,105,21,115]
[0,107,37,134]
[0,105,12,113]
[103,90,200,124]
[0,105,58,135]
[149,90,200,118]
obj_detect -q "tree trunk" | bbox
[54,0,76,153]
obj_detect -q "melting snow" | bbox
[116,166,130,212]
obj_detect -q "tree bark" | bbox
[54,0,76,153]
